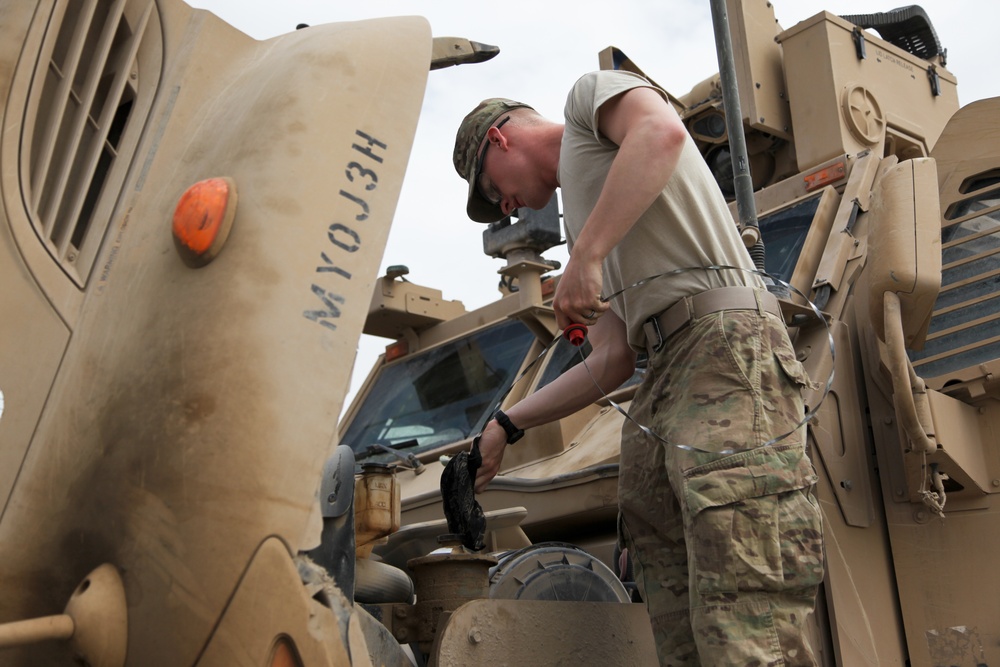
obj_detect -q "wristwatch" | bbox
[494,409,524,445]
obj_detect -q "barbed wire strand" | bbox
[482,265,835,455]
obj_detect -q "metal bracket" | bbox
[927,65,941,97]
[852,27,867,60]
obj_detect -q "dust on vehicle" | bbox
[1,1,998,666]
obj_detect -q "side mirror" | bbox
[866,158,942,347]
[866,158,942,458]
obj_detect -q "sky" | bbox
[187,0,1000,410]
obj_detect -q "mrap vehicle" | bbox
[1,0,998,666]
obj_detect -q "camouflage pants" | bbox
[619,307,825,666]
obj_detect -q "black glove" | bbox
[440,437,486,551]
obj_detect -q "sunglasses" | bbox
[474,116,510,206]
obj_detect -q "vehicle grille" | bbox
[910,173,1000,378]
[23,0,159,285]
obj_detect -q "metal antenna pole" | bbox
[709,0,769,276]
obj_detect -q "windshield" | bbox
[342,319,536,462]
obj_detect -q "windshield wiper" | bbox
[362,441,425,474]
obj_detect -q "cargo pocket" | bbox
[683,446,823,597]
[763,323,819,436]
[769,322,820,392]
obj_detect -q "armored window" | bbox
[758,195,822,285]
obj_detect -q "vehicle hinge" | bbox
[852,27,867,60]
[844,198,862,233]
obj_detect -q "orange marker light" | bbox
[385,339,409,362]
[172,177,237,267]
[541,277,555,298]
[803,160,846,192]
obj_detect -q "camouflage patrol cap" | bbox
[453,98,534,223]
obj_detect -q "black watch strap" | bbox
[494,409,524,445]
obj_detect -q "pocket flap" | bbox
[772,335,822,392]
[684,446,818,516]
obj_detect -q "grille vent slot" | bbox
[910,173,1000,378]
[23,0,158,285]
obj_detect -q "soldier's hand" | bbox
[553,255,609,331]
[474,419,507,494]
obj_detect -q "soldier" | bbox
[452,69,825,665]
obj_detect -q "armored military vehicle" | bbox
[0,1,494,664]
[342,3,1000,666]
[1,0,997,665]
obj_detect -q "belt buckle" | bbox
[646,314,665,354]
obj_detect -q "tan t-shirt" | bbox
[559,70,761,350]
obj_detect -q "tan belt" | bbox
[643,286,782,355]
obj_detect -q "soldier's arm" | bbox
[475,310,635,492]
